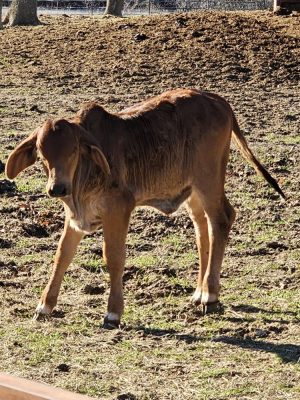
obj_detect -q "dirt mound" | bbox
[1,12,299,103]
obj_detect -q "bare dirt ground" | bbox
[0,10,299,400]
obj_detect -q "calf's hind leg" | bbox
[187,184,235,313]
[185,192,209,305]
[199,193,235,311]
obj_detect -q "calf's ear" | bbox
[5,131,38,179]
[89,145,111,176]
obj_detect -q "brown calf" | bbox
[6,89,284,327]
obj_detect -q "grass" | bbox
[0,189,299,399]
[15,179,46,194]
[0,57,11,68]
[269,134,300,145]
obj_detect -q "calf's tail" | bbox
[231,112,285,199]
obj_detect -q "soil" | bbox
[0,10,299,400]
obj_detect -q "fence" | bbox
[0,372,93,400]
[2,0,274,15]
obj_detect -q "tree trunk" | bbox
[104,0,125,16]
[0,0,3,29]
[5,0,40,26]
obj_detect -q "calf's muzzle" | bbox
[48,183,69,198]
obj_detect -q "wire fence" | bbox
[125,0,273,15]
[2,0,274,16]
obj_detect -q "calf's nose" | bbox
[48,183,68,198]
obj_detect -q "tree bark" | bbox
[104,0,125,16]
[0,0,3,29]
[5,0,40,26]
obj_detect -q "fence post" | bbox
[148,0,151,15]
[0,372,93,400]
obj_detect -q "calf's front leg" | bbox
[34,219,83,319]
[102,203,132,328]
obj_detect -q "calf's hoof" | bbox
[33,302,53,321]
[103,313,120,330]
[201,301,223,315]
[190,288,202,305]
[191,290,219,307]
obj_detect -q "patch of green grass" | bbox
[128,253,157,269]
[16,177,46,194]
[161,232,191,251]
[18,253,48,267]
[0,57,11,68]
[222,385,259,397]
[269,134,300,145]
[3,326,64,367]
[0,106,9,114]
[175,250,197,267]
[77,257,105,274]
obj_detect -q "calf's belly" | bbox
[140,186,192,215]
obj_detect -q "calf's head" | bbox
[6,119,110,198]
